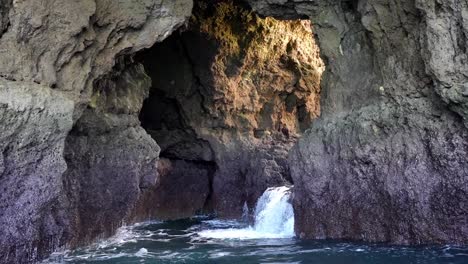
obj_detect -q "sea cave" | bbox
[0,0,467,263]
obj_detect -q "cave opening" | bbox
[137,0,324,218]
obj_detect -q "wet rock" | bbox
[1,1,467,263]
[0,0,192,262]
[246,0,468,244]
[132,158,213,221]
[139,0,324,216]
[290,104,468,244]
[0,80,74,263]
[63,62,160,247]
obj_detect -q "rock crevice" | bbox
[0,1,192,263]
[246,0,468,244]
[1,0,468,262]
[138,0,323,216]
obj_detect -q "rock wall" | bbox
[132,158,214,220]
[0,80,74,263]
[63,60,160,246]
[1,0,467,263]
[246,0,468,244]
[139,0,324,216]
[0,1,192,263]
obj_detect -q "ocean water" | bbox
[45,187,468,264]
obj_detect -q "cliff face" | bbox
[139,0,323,216]
[0,1,322,261]
[63,61,160,246]
[0,0,467,262]
[0,1,192,262]
[246,0,468,244]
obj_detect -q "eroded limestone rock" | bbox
[0,1,192,262]
[139,0,324,216]
[1,1,467,263]
[0,0,191,110]
[0,80,74,262]
[63,61,160,247]
[246,0,468,244]
[132,158,213,221]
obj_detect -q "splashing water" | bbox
[44,188,468,263]
[198,186,295,239]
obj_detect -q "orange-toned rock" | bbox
[139,0,324,216]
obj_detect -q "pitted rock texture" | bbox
[139,0,324,216]
[0,0,11,37]
[63,61,160,246]
[0,0,192,113]
[1,2,467,264]
[246,0,468,244]
[0,80,74,263]
[0,1,192,263]
[132,158,214,221]
[291,103,468,244]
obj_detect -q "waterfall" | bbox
[252,186,295,236]
[198,186,295,239]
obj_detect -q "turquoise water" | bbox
[47,218,468,264]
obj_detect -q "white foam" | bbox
[199,186,295,239]
[135,247,148,257]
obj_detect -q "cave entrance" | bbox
[137,0,324,218]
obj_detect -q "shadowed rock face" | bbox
[139,0,324,217]
[132,158,214,221]
[0,80,74,263]
[0,0,467,262]
[246,0,468,244]
[63,61,160,247]
[0,0,11,37]
[0,1,192,263]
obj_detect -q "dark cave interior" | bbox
[136,0,324,217]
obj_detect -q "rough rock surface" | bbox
[63,61,160,246]
[0,0,191,112]
[0,80,74,263]
[247,0,468,244]
[1,0,467,263]
[132,158,213,221]
[0,1,192,263]
[139,0,324,216]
